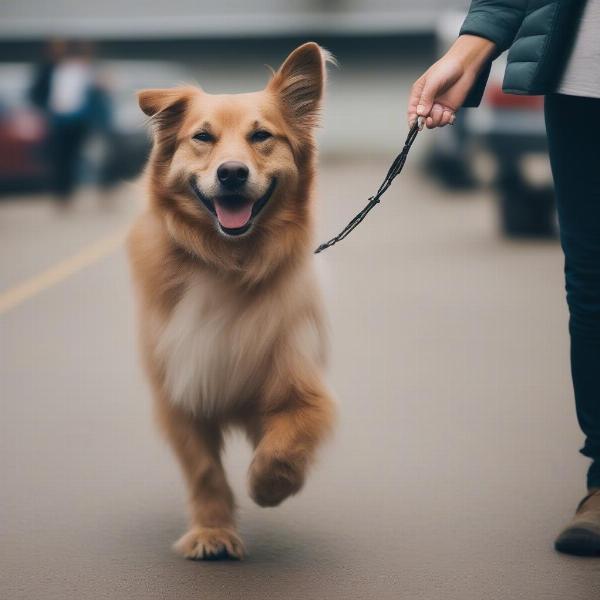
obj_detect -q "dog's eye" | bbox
[251,130,273,143]
[193,131,214,143]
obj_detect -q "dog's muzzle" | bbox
[190,178,277,236]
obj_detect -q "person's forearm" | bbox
[446,35,496,78]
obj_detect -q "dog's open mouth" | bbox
[191,178,277,236]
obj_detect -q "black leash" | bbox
[314,119,422,254]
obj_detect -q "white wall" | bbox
[0,0,470,39]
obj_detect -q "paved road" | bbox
[1,163,599,600]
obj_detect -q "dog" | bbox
[127,42,336,560]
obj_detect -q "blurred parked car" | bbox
[0,65,50,193]
[426,14,555,238]
[0,60,192,195]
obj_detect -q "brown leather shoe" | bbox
[555,489,600,556]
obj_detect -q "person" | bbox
[407,0,600,556]
[30,40,111,206]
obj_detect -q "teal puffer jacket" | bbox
[460,0,587,106]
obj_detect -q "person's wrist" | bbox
[449,34,496,76]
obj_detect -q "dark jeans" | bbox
[49,115,88,199]
[545,93,600,489]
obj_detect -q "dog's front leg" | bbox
[156,398,244,559]
[248,380,335,507]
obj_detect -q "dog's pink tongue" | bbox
[214,200,253,229]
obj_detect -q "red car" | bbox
[0,103,49,193]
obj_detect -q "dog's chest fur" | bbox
[154,269,324,416]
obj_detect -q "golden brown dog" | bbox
[128,42,335,560]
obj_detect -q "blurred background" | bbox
[0,0,554,234]
[3,2,596,600]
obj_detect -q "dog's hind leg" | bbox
[156,397,244,560]
[247,378,335,508]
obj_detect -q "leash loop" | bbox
[314,118,422,254]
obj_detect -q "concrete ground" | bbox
[1,161,599,600]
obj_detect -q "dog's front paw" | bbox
[248,454,305,507]
[173,527,245,561]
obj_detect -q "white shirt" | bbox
[49,60,92,115]
[559,0,600,99]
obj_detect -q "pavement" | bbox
[1,162,600,600]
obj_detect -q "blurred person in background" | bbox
[29,39,67,115]
[407,0,600,556]
[29,39,112,207]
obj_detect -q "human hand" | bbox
[407,35,496,129]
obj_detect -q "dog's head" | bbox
[138,42,333,282]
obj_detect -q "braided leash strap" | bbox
[315,118,422,254]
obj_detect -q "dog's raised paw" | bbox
[173,527,245,561]
[248,455,305,507]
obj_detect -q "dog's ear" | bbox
[137,87,193,118]
[268,42,335,131]
[137,87,196,150]
[137,86,198,134]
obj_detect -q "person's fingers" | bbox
[417,74,444,119]
[429,103,445,128]
[408,65,461,128]
[407,77,425,127]
[440,109,454,127]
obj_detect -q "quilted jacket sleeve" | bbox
[459,0,528,52]
[459,0,527,106]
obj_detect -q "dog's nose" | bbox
[217,161,249,190]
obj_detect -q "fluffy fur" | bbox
[128,43,336,560]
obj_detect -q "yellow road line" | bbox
[0,228,127,316]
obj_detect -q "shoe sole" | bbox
[555,527,600,556]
